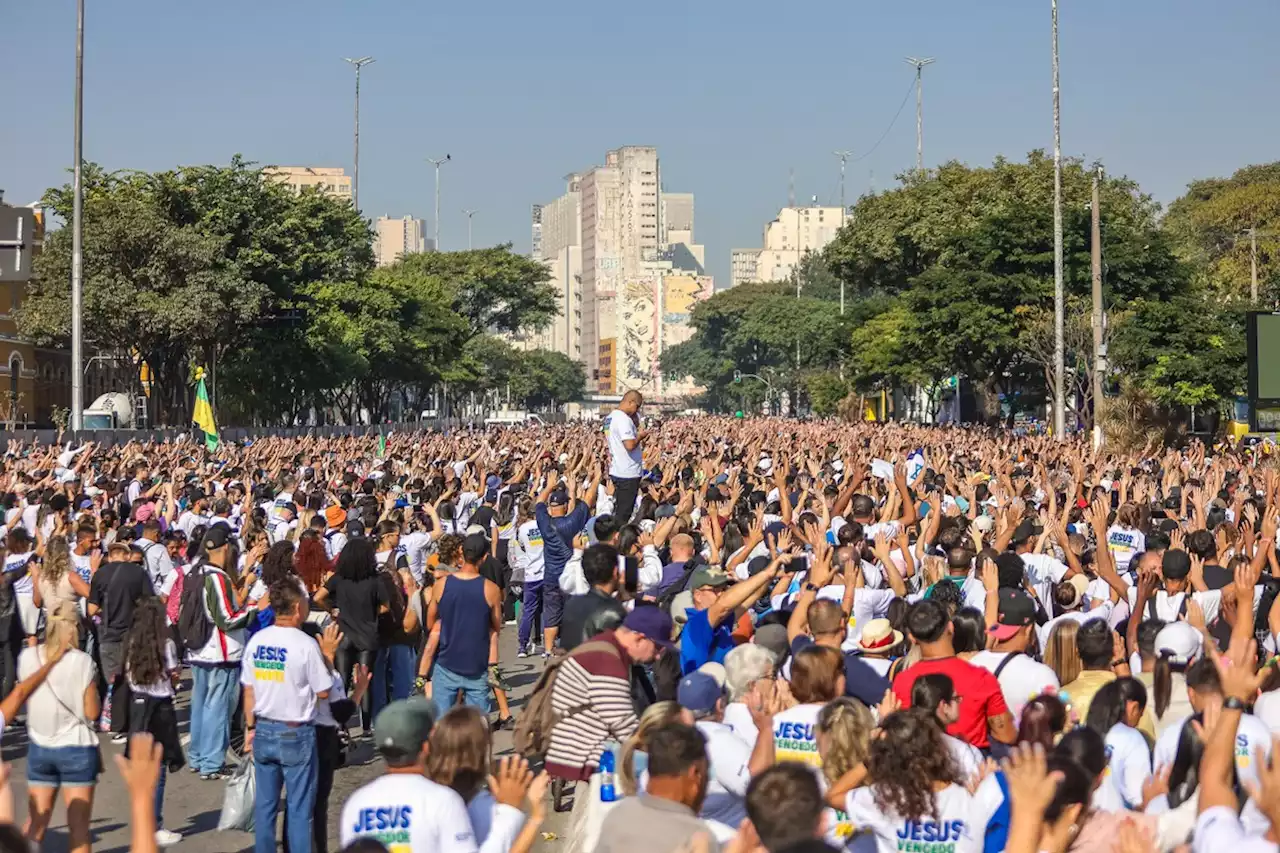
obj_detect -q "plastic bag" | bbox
[217,760,255,832]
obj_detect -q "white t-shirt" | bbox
[18,647,98,748]
[721,702,759,747]
[1093,723,1151,812]
[340,773,480,853]
[314,670,347,729]
[1020,553,1070,605]
[1194,805,1280,853]
[1107,525,1146,573]
[129,639,180,698]
[772,703,822,767]
[516,520,545,583]
[401,531,433,584]
[1155,711,1273,794]
[5,551,35,595]
[176,511,209,539]
[239,625,332,724]
[606,409,643,479]
[1126,588,1227,624]
[1252,691,1280,735]
[325,529,349,561]
[696,719,753,828]
[846,782,988,853]
[1037,605,1115,648]
[465,790,527,853]
[969,650,1061,721]
[945,733,983,783]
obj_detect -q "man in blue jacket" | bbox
[535,464,600,657]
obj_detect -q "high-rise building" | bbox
[730,205,846,286]
[262,166,353,202]
[530,204,543,259]
[535,149,712,399]
[373,215,430,267]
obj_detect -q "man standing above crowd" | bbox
[606,390,648,523]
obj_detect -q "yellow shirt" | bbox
[1064,669,1156,742]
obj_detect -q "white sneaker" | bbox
[517,643,531,658]
[154,829,182,847]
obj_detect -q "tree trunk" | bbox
[979,378,1002,426]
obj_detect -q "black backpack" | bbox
[177,564,214,654]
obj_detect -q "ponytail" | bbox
[1153,652,1172,719]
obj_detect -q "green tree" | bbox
[517,349,586,409]
[1163,162,1280,303]
[1108,295,1245,410]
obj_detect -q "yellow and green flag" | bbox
[192,367,219,452]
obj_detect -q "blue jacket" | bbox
[535,500,590,582]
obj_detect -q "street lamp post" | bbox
[70,0,85,431]
[1051,0,1066,438]
[427,155,451,250]
[904,57,936,172]
[343,57,375,212]
[462,209,477,250]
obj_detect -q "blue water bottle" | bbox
[598,746,617,802]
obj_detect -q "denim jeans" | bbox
[253,720,317,853]
[372,645,416,718]
[154,766,166,827]
[518,580,543,648]
[188,665,239,774]
[432,664,490,719]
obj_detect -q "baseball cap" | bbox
[373,696,437,757]
[753,623,789,663]
[201,525,231,551]
[485,474,502,491]
[1154,621,1203,666]
[988,588,1037,641]
[1162,549,1191,580]
[1011,518,1037,545]
[622,605,675,650]
[1057,575,1090,611]
[465,523,488,538]
[549,489,569,507]
[677,672,725,714]
[689,566,732,590]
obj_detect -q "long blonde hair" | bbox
[619,701,686,795]
[44,610,81,655]
[816,698,875,784]
[42,536,73,587]
[1045,620,1082,686]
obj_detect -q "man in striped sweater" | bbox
[546,606,674,853]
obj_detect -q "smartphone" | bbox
[788,555,808,574]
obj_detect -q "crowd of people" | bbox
[0,396,1276,853]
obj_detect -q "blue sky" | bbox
[5,0,1278,287]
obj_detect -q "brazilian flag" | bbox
[192,368,219,452]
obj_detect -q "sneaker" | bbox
[199,771,226,782]
[517,644,531,658]
[495,716,516,731]
[154,829,182,847]
[111,732,128,744]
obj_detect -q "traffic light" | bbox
[733,370,742,384]
[735,410,744,418]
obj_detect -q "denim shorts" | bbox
[26,742,100,787]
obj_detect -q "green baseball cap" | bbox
[689,565,732,590]
[373,696,437,756]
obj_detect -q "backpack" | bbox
[512,638,621,764]
[177,564,215,654]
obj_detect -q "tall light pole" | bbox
[1091,168,1105,450]
[1051,0,1066,438]
[343,56,375,211]
[427,155,451,250]
[904,57,935,172]
[70,0,85,431]
[833,151,852,315]
[462,209,477,250]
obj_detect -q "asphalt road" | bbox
[3,626,570,852]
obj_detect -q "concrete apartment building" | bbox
[373,215,430,267]
[730,205,847,286]
[523,147,712,400]
[262,166,353,202]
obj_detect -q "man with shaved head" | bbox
[606,390,649,523]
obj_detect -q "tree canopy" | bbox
[25,159,567,425]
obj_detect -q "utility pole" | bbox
[1251,227,1259,303]
[71,0,85,431]
[833,150,852,210]
[1050,0,1066,439]
[343,57,375,211]
[462,209,477,250]
[904,57,935,171]
[1091,168,1105,450]
[427,154,451,250]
